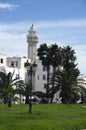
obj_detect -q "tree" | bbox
[54,46,80,104]
[37,43,51,102]
[56,66,80,104]
[16,83,32,104]
[0,71,22,106]
[37,44,81,104]
[62,45,76,71]
[49,44,62,103]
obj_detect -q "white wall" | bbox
[0,53,6,67]
[34,60,47,93]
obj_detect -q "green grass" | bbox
[0,104,86,130]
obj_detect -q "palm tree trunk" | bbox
[25,97,29,104]
[50,67,56,103]
[61,88,69,104]
[8,94,12,107]
[20,93,22,104]
[3,98,8,104]
[46,66,50,103]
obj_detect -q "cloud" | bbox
[0,32,27,57]
[0,3,19,11]
[0,18,86,32]
[0,21,32,32]
[35,19,86,28]
[0,19,86,44]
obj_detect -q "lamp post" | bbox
[25,60,37,113]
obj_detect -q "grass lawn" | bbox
[0,104,86,130]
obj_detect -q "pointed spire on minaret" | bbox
[30,24,34,30]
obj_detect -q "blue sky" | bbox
[0,0,86,75]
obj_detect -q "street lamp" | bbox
[25,60,37,113]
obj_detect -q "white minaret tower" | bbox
[27,24,39,60]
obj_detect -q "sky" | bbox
[0,0,86,75]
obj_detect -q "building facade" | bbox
[0,25,47,100]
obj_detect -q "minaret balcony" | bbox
[27,39,38,43]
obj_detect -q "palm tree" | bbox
[37,43,51,102]
[62,45,76,71]
[16,83,32,104]
[0,71,22,106]
[53,45,80,104]
[49,44,62,103]
[55,62,80,104]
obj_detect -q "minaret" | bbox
[27,24,39,60]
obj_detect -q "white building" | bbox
[0,24,47,97]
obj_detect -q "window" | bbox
[0,58,3,63]
[44,84,47,89]
[16,61,18,67]
[11,61,14,67]
[37,75,39,80]
[43,65,46,71]
[43,75,46,80]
